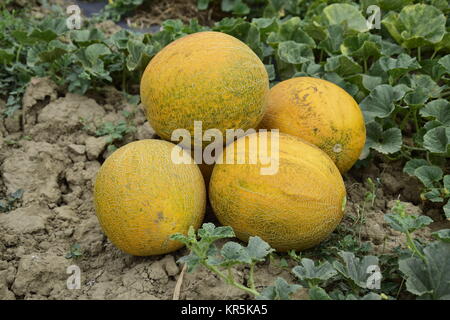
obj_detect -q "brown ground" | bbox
[0,77,448,300]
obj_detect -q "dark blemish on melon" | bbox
[313,128,319,134]
[155,212,164,223]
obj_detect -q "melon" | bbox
[140,31,269,148]
[93,139,206,256]
[209,132,346,251]
[259,77,366,173]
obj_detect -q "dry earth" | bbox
[0,77,447,300]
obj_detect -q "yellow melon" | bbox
[209,132,346,251]
[140,31,269,148]
[259,77,366,173]
[93,139,206,256]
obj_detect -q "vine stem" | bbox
[402,145,427,152]
[399,110,411,131]
[248,263,256,292]
[200,262,261,297]
[430,50,438,60]
[405,232,426,261]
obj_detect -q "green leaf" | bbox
[432,229,450,242]
[438,55,450,75]
[403,159,429,176]
[277,41,314,65]
[267,17,315,47]
[321,3,369,33]
[209,241,252,267]
[360,293,383,300]
[197,0,211,10]
[347,74,382,92]
[445,201,450,220]
[420,99,450,126]
[29,29,58,42]
[292,258,337,285]
[360,85,397,123]
[317,25,344,56]
[414,165,443,188]
[382,4,446,48]
[365,122,402,155]
[422,188,443,203]
[444,175,450,190]
[403,74,442,99]
[308,286,332,300]
[324,55,362,77]
[178,252,201,272]
[197,223,235,242]
[423,126,450,154]
[258,277,301,300]
[70,29,106,45]
[10,189,24,200]
[399,241,450,299]
[245,236,274,262]
[340,33,381,60]
[373,53,420,81]
[384,212,433,234]
[126,40,156,71]
[0,49,15,64]
[404,88,428,107]
[333,251,379,289]
[221,0,250,15]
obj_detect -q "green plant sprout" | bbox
[0,189,24,212]
[170,223,300,299]
[65,243,83,259]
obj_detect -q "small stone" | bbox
[160,255,179,276]
[64,228,74,237]
[136,122,156,140]
[68,144,86,155]
[85,136,109,160]
[54,206,79,222]
[12,253,70,296]
[0,205,51,234]
[381,172,402,195]
[3,113,21,133]
[39,241,51,250]
[0,261,8,270]
[147,260,168,281]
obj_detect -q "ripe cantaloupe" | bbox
[93,139,206,256]
[259,77,366,173]
[209,132,346,251]
[140,31,269,148]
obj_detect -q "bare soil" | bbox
[0,77,448,300]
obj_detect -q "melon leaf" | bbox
[384,212,433,234]
[308,286,332,300]
[292,258,337,286]
[257,277,302,300]
[423,126,450,154]
[413,165,443,188]
[320,3,369,33]
[432,229,450,243]
[365,122,402,155]
[420,100,450,126]
[245,236,274,262]
[403,159,429,176]
[382,4,446,49]
[197,223,235,242]
[399,241,450,300]
[333,251,379,289]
